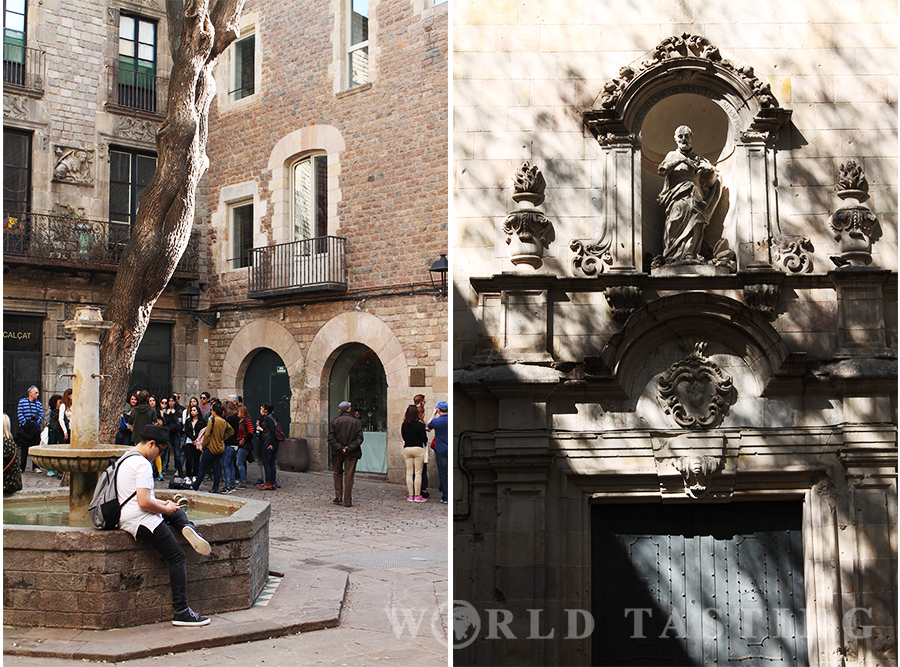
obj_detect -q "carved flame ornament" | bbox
[658,341,734,429]
[503,162,553,269]
[828,161,879,267]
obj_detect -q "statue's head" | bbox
[675,125,693,151]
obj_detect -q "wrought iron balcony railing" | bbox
[3,43,45,94]
[106,62,169,115]
[3,211,199,277]
[248,236,348,298]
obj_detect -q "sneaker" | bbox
[182,525,211,555]
[236,483,246,490]
[221,487,233,494]
[254,479,264,485]
[274,482,281,489]
[172,607,211,627]
[407,496,415,502]
[47,471,56,477]
[413,496,427,502]
[332,498,343,504]
[421,491,430,499]
[33,467,43,473]
[441,499,448,504]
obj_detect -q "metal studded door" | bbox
[592,502,807,666]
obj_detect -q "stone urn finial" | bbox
[828,161,879,267]
[502,161,553,269]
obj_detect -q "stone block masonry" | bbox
[3,490,270,629]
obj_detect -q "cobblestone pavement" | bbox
[5,466,450,666]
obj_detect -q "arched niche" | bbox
[639,93,734,262]
[600,293,789,399]
[583,34,792,273]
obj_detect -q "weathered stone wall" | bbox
[452,2,897,665]
[201,0,449,483]
[453,0,898,367]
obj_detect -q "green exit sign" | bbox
[276,366,287,374]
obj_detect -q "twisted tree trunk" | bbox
[98,0,244,441]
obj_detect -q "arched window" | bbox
[291,153,327,243]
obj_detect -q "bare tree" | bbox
[99,0,244,440]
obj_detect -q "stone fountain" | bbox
[28,306,124,523]
[4,306,271,629]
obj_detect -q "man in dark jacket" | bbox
[327,401,363,507]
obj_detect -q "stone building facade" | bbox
[453,2,897,665]
[3,0,449,485]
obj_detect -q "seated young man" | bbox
[119,424,212,626]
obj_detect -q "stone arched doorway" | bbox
[220,319,303,437]
[243,348,292,436]
[328,343,388,474]
[304,312,410,482]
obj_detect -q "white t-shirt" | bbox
[117,452,164,538]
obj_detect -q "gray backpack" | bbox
[88,451,141,529]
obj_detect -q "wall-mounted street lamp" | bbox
[179,282,218,327]
[429,253,448,297]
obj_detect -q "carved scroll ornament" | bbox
[658,341,734,429]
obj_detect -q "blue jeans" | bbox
[236,447,251,484]
[436,451,448,502]
[192,450,222,492]
[262,442,278,484]
[136,508,194,613]
[222,446,236,488]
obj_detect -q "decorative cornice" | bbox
[596,34,780,112]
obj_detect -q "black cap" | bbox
[140,424,170,446]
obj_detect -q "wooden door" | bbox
[592,502,807,665]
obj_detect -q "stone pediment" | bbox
[584,33,791,143]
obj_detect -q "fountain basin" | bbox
[28,444,129,473]
[4,489,270,629]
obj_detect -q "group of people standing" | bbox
[115,390,284,494]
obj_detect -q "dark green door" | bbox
[2,313,42,439]
[592,502,807,666]
[243,349,291,435]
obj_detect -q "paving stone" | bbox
[3,468,448,666]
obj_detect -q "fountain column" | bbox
[63,306,113,524]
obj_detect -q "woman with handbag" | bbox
[401,404,428,502]
[190,402,233,493]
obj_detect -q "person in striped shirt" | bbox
[16,386,43,472]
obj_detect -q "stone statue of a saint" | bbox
[655,125,722,266]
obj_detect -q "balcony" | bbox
[106,62,169,116]
[3,212,199,278]
[248,236,348,298]
[3,44,45,95]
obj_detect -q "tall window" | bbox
[230,202,253,269]
[118,15,157,111]
[292,154,327,245]
[109,148,156,226]
[3,129,31,217]
[347,0,368,87]
[3,0,26,86]
[231,31,255,101]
